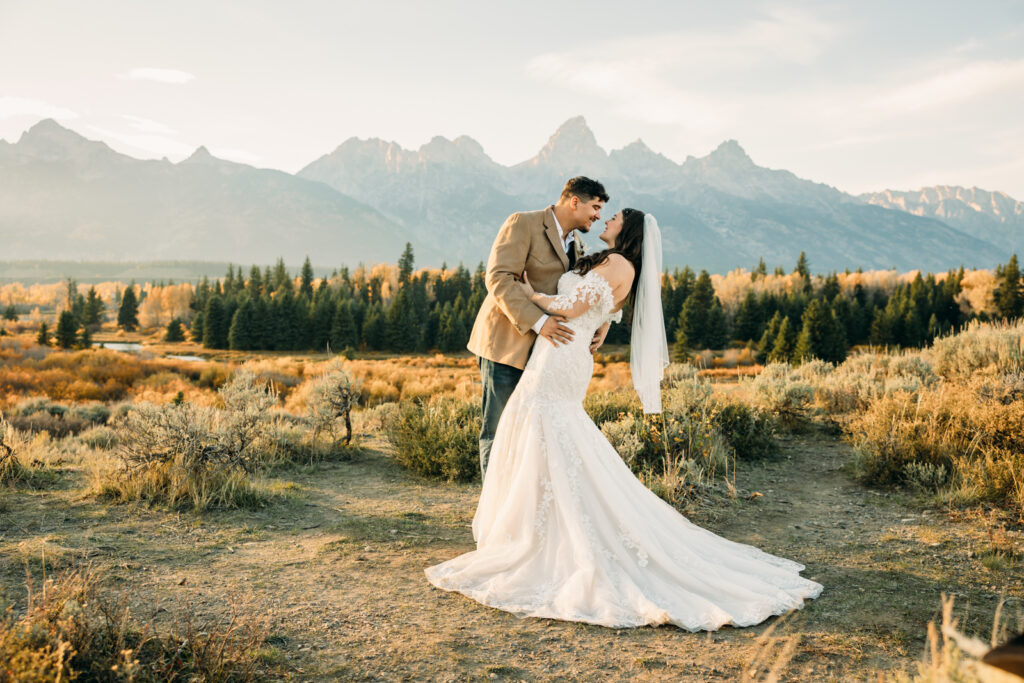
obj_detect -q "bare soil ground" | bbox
[2,429,1021,681]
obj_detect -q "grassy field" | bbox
[1,327,1022,681]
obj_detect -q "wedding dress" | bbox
[425,269,822,630]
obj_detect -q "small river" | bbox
[92,342,206,362]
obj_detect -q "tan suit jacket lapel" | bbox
[542,206,570,271]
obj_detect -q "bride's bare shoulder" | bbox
[596,254,635,282]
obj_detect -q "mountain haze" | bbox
[0,118,1016,273]
[300,117,1007,272]
[0,120,406,266]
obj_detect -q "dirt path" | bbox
[2,431,1021,681]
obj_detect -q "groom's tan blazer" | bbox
[467,206,585,370]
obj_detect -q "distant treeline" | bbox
[178,245,1024,363]
[662,254,1022,364]
[190,246,484,354]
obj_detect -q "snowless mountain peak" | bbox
[525,115,607,169]
[14,118,116,163]
[183,145,215,162]
[705,139,754,168]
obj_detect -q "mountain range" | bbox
[1,117,1019,274]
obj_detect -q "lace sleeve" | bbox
[532,271,612,320]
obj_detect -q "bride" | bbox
[425,208,822,630]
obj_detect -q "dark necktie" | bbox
[567,241,576,269]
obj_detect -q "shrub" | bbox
[714,402,777,460]
[742,363,816,427]
[0,567,270,681]
[0,412,29,486]
[928,318,1024,380]
[600,416,644,467]
[198,365,231,390]
[584,390,640,428]
[104,373,284,510]
[304,365,362,445]
[847,378,1024,513]
[104,401,266,510]
[77,425,118,450]
[68,402,111,425]
[385,397,480,482]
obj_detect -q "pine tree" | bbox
[247,265,263,297]
[37,321,50,346]
[2,305,17,321]
[436,303,458,352]
[227,299,254,350]
[78,324,92,349]
[756,312,782,363]
[821,272,841,301]
[309,292,334,351]
[362,302,387,350]
[398,243,415,286]
[272,258,291,293]
[676,270,715,349]
[117,283,139,331]
[794,252,809,278]
[794,300,847,363]
[165,318,186,342]
[769,317,796,363]
[299,256,315,300]
[386,288,419,351]
[82,286,105,328]
[202,297,229,349]
[330,300,358,350]
[190,309,205,342]
[705,298,728,349]
[995,254,1024,319]
[733,289,763,342]
[55,311,78,349]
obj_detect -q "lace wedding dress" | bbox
[425,270,823,630]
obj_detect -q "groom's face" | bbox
[569,195,604,232]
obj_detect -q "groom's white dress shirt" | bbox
[531,211,575,335]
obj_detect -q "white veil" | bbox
[630,214,669,413]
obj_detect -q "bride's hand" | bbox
[519,272,536,298]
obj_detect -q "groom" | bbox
[467,176,610,478]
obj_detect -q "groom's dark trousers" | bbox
[478,357,523,477]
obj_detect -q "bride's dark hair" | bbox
[573,207,645,315]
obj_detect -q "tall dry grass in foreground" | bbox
[96,368,362,511]
[742,595,1022,682]
[740,320,1024,515]
[0,566,269,681]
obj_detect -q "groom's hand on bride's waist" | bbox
[539,316,574,347]
[590,322,610,354]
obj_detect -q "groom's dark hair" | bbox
[560,176,609,203]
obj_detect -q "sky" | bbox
[2,0,1023,197]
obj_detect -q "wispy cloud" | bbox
[860,59,1024,117]
[526,5,838,132]
[121,67,196,84]
[87,124,194,158]
[209,147,262,165]
[88,122,261,166]
[121,114,177,135]
[0,96,79,120]
[527,3,1024,167]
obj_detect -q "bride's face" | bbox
[599,212,623,246]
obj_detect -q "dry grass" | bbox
[0,566,271,681]
[735,320,1024,516]
[886,594,1021,682]
[384,396,480,483]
